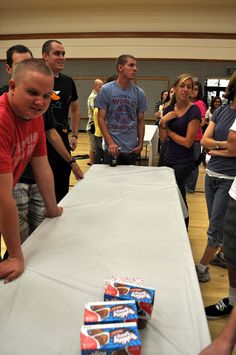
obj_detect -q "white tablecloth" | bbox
[143,125,159,166]
[0,166,210,355]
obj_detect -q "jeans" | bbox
[224,197,236,267]
[205,174,233,248]
[185,142,201,192]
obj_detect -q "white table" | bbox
[143,124,159,166]
[0,166,210,355]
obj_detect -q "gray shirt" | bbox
[96,81,148,153]
[208,104,236,176]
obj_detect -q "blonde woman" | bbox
[159,74,201,227]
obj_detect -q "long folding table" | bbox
[0,165,210,354]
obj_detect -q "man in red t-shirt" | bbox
[0,59,63,283]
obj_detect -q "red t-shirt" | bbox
[0,93,47,186]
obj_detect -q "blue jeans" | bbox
[185,142,201,192]
[205,174,233,248]
[224,197,236,267]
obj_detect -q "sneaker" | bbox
[205,298,233,319]
[195,264,210,282]
[209,253,227,269]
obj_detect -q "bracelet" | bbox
[160,124,167,129]
[215,141,220,150]
[68,158,76,165]
[71,134,78,139]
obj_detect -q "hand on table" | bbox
[45,206,63,218]
[0,256,24,283]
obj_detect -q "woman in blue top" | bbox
[196,71,236,283]
[159,73,201,227]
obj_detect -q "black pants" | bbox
[162,160,194,229]
[104,151,138,166]
[48,154,71,203]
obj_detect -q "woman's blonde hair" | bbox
[170,73,194,105]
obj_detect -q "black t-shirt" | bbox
[44,109,57,131]
[46,73,78,157]
[0,85,9,95]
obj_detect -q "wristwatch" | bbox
[215,142,220,150]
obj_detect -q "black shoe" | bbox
[209,253,227,269]
[205,298,233,319]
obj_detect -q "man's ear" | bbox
[5,64,13,75]
[42,52,47,61]
[8,79,16,93]
[117,64,123,73]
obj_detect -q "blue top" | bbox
[163,103,201,164]
[208,104,236,176]
[96,81,148,153]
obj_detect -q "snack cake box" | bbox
[80,322,141,354]
[84,300,138,325]
[104,282,155,320]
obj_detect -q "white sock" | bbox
[196,262,207,272]
[229,287,236,306]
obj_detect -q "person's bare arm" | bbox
[200,305,236,355]
[30,156,63,215]
[46,128,83,180]
[168,119,200,148]
[98,108,119,157]
[159,111,176,142]
[0,173,24,283]
[69,100,81,151]
[201,120,227,150]
[208,129,236,157]
[228,130,236,153]
[131,112,145,154]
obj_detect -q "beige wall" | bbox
[1,38,236,61]
[0,2,236,60]
[1,3,236,34]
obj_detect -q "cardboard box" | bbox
[81,322,141,354]
[104,282,155,320]
[84,300,138,325]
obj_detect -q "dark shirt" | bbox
[46,73,78,158]
[0,85,9,95]
[208,104,236,176]
[163,103,201,164]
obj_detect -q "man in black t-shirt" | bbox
[42,40,82,202]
